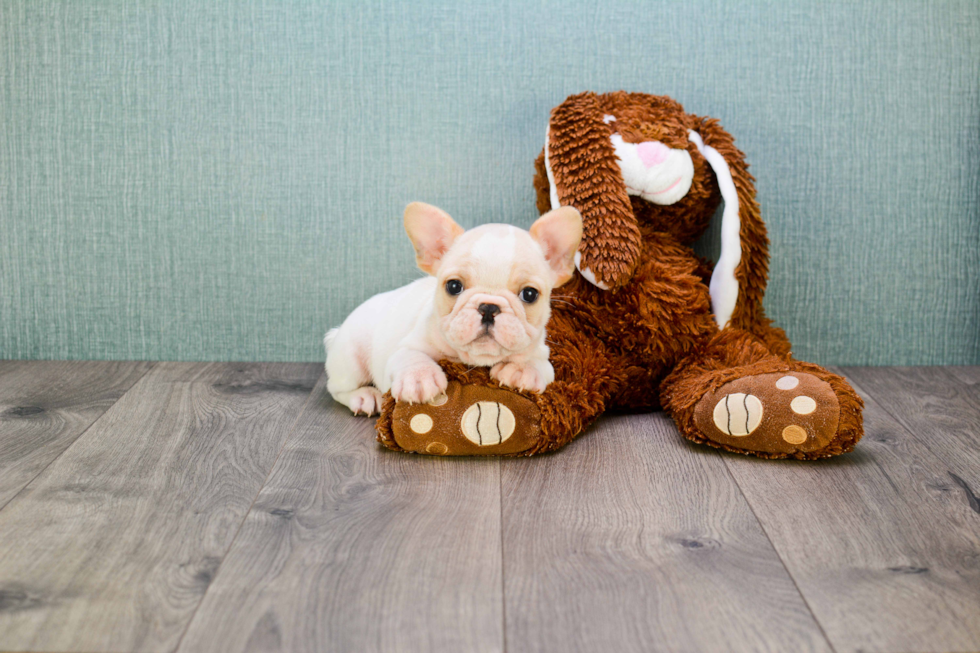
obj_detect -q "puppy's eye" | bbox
[445,279,464,296]
[520,287,539,303]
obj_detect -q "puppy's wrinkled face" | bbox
[404,202,582,367]
[434,225,553,365]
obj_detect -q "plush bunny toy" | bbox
[376,91,864,459]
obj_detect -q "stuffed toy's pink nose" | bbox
[636,141,670,167]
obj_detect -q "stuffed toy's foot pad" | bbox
[693,372,840,455]
[390,381,541,455]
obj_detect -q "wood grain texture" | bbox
[721,367,980,653]
[842,366,980,491]
[0,360,154,509]
[945,365,980,386]
[3,362,978,652]
[0,362,320,653]
[500,412,832,653]
[177,380,503,653]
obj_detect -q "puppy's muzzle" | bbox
[478,303,501,326]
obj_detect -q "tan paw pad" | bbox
[410,413,433,434]
[782,425,808,444]
[790,396,817,415]
[425,441,448,455]
[712,393,763,436]
[775,375,800,390]
[461,401,515,446]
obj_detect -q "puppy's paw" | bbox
[490,359,554,394]
[345,386,384,416]
[391,364,449,404]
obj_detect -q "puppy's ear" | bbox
[404,202,465,275]
[530,206,583,287]
[544,92,642,289]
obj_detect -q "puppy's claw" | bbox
[391,364,448,404]
[490,360,554,394]
[346,386,384,416]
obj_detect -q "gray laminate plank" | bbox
[720,367,980,653]
[0,362,320,653]
[842,366,980,491]
[501,412,832,653]
[177,379,503,653]
[0,360,154,509]
[945,365,980,386]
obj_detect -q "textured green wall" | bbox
[1,1,978,364]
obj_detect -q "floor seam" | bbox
[172,367,324,653]
[499,458,508,653]
[0,360,158,514]
[720,456,840,653]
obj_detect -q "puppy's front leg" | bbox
[387,348,448,404]
[490,346,555,394]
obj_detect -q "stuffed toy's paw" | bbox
[693,372,841,455]
[377,378,543,456]
[670,361,864,460]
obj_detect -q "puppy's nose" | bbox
[478,303,501,325]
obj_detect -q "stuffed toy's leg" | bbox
[660,328,864,459]
[376,323,621,456]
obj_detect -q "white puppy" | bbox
[325,202,582,415]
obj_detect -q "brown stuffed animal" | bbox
[376,91,863,459]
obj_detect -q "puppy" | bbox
[325,202,582,415]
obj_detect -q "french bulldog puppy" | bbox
[325,202,582,416]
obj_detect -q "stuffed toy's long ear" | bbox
[404,202,465,275]
[544,92,642,290]
[688,119,769,331]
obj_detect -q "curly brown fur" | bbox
[547,93,642,289]
[375,391,404,452]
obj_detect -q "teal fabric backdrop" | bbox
[1,1,978,364]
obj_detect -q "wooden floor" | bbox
[0,362,978,653]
